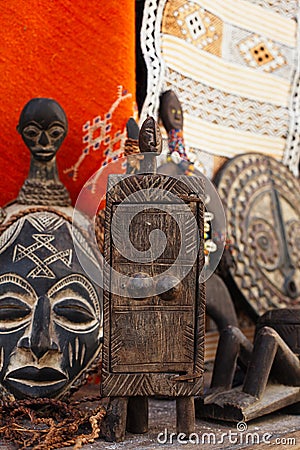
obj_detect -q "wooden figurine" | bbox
[159,89,187,159]
[196,308,300,422]
[99,116,205,441]
[0,98,103,400]
[159,91,234,333]
[159,89,189,172]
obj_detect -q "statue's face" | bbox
[0,211,102,399]
[18,99,67,162]
[139,117,162,155]
[160,91,183,132]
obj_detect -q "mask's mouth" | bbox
[33,147,56,158]
[5,366,67,386]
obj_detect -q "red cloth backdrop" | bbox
[0,0,136,215]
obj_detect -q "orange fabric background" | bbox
[0,1,135,213]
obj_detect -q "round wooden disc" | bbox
[215,153,300,316]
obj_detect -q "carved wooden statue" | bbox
[0,98,103,400]
[159,91,234,332]
[197,308,300,421]
[99,117,205,441]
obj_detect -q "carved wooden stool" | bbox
[99,117,205,441]
[197,308,300,422]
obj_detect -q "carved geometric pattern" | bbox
[13,234,72,279]
[101,372,203,397]
[216,153,300,316]
[27,214,65,232]
[101,173,205,397]
[0,219,24,255]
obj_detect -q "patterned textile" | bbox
[168,129,188,159]
[140,0,300,178]
[0,1,136,215]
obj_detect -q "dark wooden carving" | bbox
[0,98,102,400]
[159,90,183,133]
[100,117,205,440]
[17,98,71,206]
[206,273,238,332]
[215,153,300,317]
[196,308,300,422]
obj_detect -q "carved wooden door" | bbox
[101,174,205,398]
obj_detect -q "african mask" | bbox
[0,210,102,399]
[0,98,102,399]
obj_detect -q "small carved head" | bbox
[159,90,183,133]
[139,116,162,155]
[17,98,68,162]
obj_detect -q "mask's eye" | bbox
[22,126,40,139]
[53,299,96,324]
[171,108,176,114]
[48,126,65,140]
[0,297,31,321]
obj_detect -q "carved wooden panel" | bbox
[100,174,205,397]
[215,154,300,317]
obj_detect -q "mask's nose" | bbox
[18,295,58,359]
[174,109,181,121]
[38,131,50,147]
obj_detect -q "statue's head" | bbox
[139,116,162,155]
[0,210,102,399]
[17,98,68,163]
[159,90,183,133]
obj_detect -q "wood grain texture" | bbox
[100,173,205,398]
[197,384,300,422]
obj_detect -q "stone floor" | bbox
[1,381,299,449]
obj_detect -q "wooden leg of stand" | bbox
[126,396,149,434]
[176,397,195,435]
[100,397,128,442]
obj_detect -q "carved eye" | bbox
[22,126,40,139]
[0,297,31,320]
[257,235,269,250]
[53,299,95,324]
[171,108,176,114]
[48,126,65,139]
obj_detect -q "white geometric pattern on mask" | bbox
[13,234,72,279]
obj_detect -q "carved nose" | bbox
[174,110,181,120]
[38,131,49,146]
[18,295,58,360]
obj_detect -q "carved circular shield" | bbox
[215,153,300,316]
